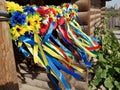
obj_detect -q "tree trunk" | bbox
[0,0,19,90]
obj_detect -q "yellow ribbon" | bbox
[67,23,96,57]
[43,45,84,73]
[34,33,48,66]
[70,21,96,47]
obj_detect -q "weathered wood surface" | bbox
[107,17,120,29]
[113,30,120,43]
[0,0,18,90]
[78,12,90,25]
[75,0,90,12]
[18,63,88,90]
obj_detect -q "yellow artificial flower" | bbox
[27,14,41,32]
[6,1,23,12]
[32,14,42,29]
[10,25,28,40]
[27,16,35,30]
[54,8,62,15]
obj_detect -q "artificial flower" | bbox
[54,7,62,15]
[24,6,36,15]
[40,23,49,35]
[6,1,23,13]
[26,16,35,30]
[32,14,42,29]
[27,14,41,32]
[10,25,28,40]
[10,12,26,26]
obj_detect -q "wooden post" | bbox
[0,0,19,90]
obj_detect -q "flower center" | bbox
[28,21,31,26]
[16,28,21,32]
[35,20,37,23]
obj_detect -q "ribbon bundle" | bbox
[6,1,100,90]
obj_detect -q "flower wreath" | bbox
[6,1,101,90]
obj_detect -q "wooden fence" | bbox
[107,17,120,29]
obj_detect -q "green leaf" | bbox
[105,65,111,70]
[114,67,120,74]
[104,77,114,89]
[92,78,102,86]
[88,85,93,90]
[114,81,120,89]
[95,68,102,78]
[101,69,107,78]
[98,54,107,63]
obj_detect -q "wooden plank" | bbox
[19,67,50,82]
[101,11,106,15]
[90,17,101,27]
[20,84,46,90]
[23,77,55,90]
[90,8,101,15]
[0,0,19,90]
[101,7,106,10]
[90,13,101,20]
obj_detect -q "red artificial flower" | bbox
[40,23,49,35]
[65,4,69,9]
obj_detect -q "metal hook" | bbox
[0,10,10,17]
[0,10,10,22]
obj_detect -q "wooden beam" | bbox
[75,0,90,12]
[78,11,89,25]
[0,0,19,90]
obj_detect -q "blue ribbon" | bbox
[19,35,37,46]
[48,74,61,90]
[69,23,93,47]
[42,22,55,43]
[77,49,92,67]
[18,46,30,57]
[91,37,101,43]
[46,53,71,90]
[50,35,71,54]
[52,56,81,80]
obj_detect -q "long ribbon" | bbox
[42,22,55,43]
[17,41,30,57]
[69,21,95,47]
[67,23,96,57]
[43,44,84,73]
[46,53,71,90]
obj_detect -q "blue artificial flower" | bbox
[24,6,35,15]
[10,12,26,26]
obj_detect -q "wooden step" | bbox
[19,84,46,90]
[114,35,120,39]
[18,61,88,90]
[20,77,55,90]
[113,30,120,35]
